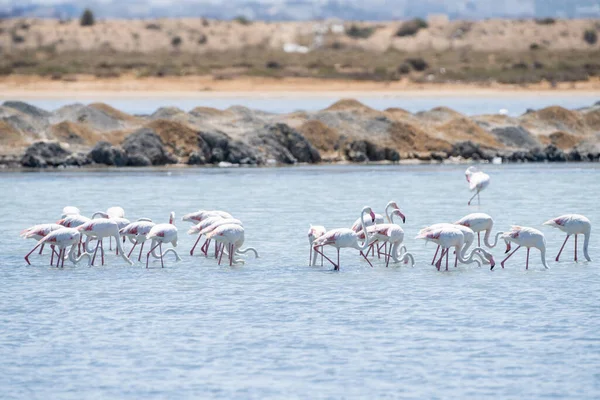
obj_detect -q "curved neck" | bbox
[114,234,133,265]
[456,245,482,265]
[356,210,372,251]
[385,203,393,223]
[484,230,503,248]
[583,232,591,261]
[540,247,549,269]
[68,244,91,265]
[92,211,108,219]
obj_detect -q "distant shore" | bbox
[1,75,600,99]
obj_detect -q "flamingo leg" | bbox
[215,241,219,258]
[39,243,45,255]
[201,239,211,256]
[109,236,112,251]
[385,244,391,268]
[478,232,481,247]
[91,240,101,266]
[574,234,578,262]
[445,248,449,271]
[128,241,138,258]
[501,245,521,269]
[309,245,312,266]
[218,243,225,265]
[61,248,66,268]
[431,245,440,265]
[50,245,55,266]
[190,234,203,256]
[468,191,478,205]
[229,244,234,267]
[360,249,374,268]
[100,240,105,265]
[555,235,570,261]
[454,249,458,268]
[337,248,340,271]
[526,247,530,269]
[138,241,145,262]
[435,248,447,271]
[313,245,338,270]
[146,242,161,268]
[477,191,480,205]
[159,243,164,268]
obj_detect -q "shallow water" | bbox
[1,164,599,399]
[7,93,599,115]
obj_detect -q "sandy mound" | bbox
[384,107,415,123]
[0,120,26,148]
[296,120,340,152]
[387,121,451,153]
[436,117,502,148]
[51,103,125,131]
[583,108,600,131]
[189,107,234,119]
[49,121,102,145]
[89,103,139,122]
[521,106,587,134]
[549,131,581,150]
[144,119,199,157]
[416,107,464,124]
[324,99,379,114]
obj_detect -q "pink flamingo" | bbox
[353,201,406,259]
[312,206,376,271]
[191,218,243,258]
[308,225,327,266]
[78,218,133,266]
[145,212,181,268]
[465,166,490,205]
[120,220,156,261]
[187,216,227,256]
[205,224,258,266]
[61,206,81,218]
[455,212,504,248]
[543,214,591,262]
[182,210,233,224]
[500,226,548,269]
[21,223,62,265]
[25,228,91,267]
[416,226,495,271]
[360,219,415,267]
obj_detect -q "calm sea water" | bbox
[1,163,599,399]
[5,94,599,115]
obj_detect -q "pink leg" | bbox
[555,235,570,261]
[501,245,521,269]
[109,236,112,251]
[215,241,219,258]
[39,243,45,255]
[478,232,481,247]
[431,245,440,265]
[50,245,55,266]
[61,248,66,268]
[385,245,391,268]
[218,243,225,265]
[229,244,233,266]
[313,245,338,270]
[526,247,530,269]
[138,241,145,262]
[309,246,312,266]
[202,239,211,256]
[337,248,340,271]
[128,241,138,258]
[360,250,374,268]
[454,250,458,268]
[445,249,449,271]
[25,243,44,265]
[116,238,119,256]
[146,242,161,268]
[435,248,447,271]
[574,234,578,262]
[100,240,105,265]
[190,234,203,256]
[159,243,164,268]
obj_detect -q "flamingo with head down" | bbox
[21,223,63,265]
[25,228,91,267]
[205,223,259,266]
[499,226,548,270]
[308,225,327,266]
[145,212,181,268]
[543,214,591,262]
[455,213,504,248]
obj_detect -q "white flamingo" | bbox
[120,219,156,261]
[61,206,81,218]
[455,213,504,248]
[25,228,91,267]
[205,223,258,266]
[465,166,490,205]
[21,223,63,265]
[188,216,227,256]
[182,210,233,224]
[312,206,376,271]
[78,218,133,266]
[500,226,548,270]
[543,214,591,262]
[145,212,181,268]
[193,218,244,258]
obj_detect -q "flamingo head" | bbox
[489,256,496,270]
[504,240,511,253]
[392,209,406,224]
[169,212,175,224]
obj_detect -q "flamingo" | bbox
[61,206,81,218]
[353,201,406,258]
[25,228,91,267]
[192,218,244,258]
[543,214,591,262]
[421,223,477,265]
[205,223,259,266]
[312,206,376,271]
[416,226,494,271]
[182,210,233,224]
[455,213,504,248]
[21,223,63,265]
[77,218,133,266]
[57,214,92,256]
[308,225,326,266]
[92,207,128,251]
[359,218,415,267]
[145,212,181,268]
[120,220,156,261]
[187,216,226,256]
[465,166,490,205]
[499,226,548,270]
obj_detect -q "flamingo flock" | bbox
[19,166,592,272]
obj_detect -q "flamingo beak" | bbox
[400,212,406,224]
[490,257,496,270]
[370,211,376,223]
[505,241,511,253]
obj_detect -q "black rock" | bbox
[188,151,208,165]
[490,126,539,149]
[227,140,261,165]
[264,123,321,163]
[21,141,72,168]
[451,141,484,159]
[64,153,91,167]
[430,151,447,161]
[122,128,177,166]
[89,141,128,166]
[126,153,152,167]
[384,148,401,162]
[544,144,566,162]
[210,147,226,163]
[345,140,369,162]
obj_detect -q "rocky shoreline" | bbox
[0,99,599,170]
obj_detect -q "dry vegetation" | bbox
[0,17,599,84]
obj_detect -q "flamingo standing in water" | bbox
[312,206,376,271]
[455,213,503,248]
[360,213,415,267]
[57,214,92,256]
[92,207,128,251]
[78,218,133,266]
[188,216,227,256]
[465,166,490,205]
[353,201,406,258]
[145,212,181,268]
[205,224,259,266]
[499,226,548,270]
[120,219,156,261]
[416,225,494,271]
[182,210,233,224]
[308,225,326,266]
[543,214,592,262]
[61,206,81,218]
[192,218,244,258]
[21,223,62,265]
[421,223,477,265]
[25,228,91,267]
